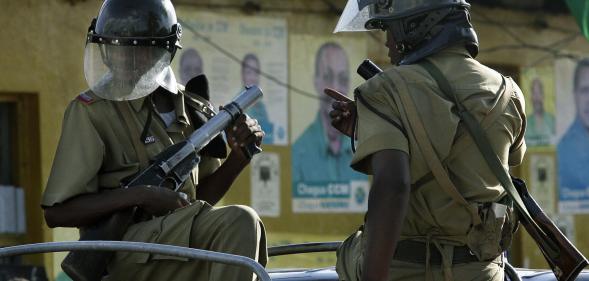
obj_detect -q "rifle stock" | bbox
[61,86,263,281]
[356,59,588,280]
[513,178,588,281]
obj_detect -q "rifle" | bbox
[61,86,263,281]
[356,59,588,281]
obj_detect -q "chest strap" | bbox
[382,69,482,226]
[412,74,513,190]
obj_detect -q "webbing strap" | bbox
[114,101,150,169]
[384,69,482,226]
[413,75,512,190]
[418,60,539,232]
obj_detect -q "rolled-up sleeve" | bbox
[42,100,104,207]
[351,78,409,174]
[507,85,527,166]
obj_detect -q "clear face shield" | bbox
[333,0,470,33]
[83,20,181,101]
[84,44,175,101]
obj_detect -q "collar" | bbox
[128,87,190,126]
[174,91,190,126]
[129,96,148,112]
[436,44,472,58]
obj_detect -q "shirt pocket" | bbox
[98,152,140,188]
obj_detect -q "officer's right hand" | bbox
[324,88,356,138]
[137,186,190,216]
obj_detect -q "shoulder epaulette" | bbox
[76,92,97,105]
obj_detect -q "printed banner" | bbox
[290,35,369,213]
[292,181,369,213]
[555,58,589,213]
[174,10,288,145]
[250,152,281,217]
[529,154,556,215]
[521,66,556,146]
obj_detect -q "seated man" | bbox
[41,0,267,280]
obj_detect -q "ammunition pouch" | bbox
[466,201,517,261]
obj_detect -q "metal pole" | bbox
[268,242,342,257]
[0,241,270,281]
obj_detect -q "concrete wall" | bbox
[1,0,588,279]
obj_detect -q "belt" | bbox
[393,240,480,265]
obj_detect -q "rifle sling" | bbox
[412,77,509,190]
[418,60,560,258]
[383,69,482,226]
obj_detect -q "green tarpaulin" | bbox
[567,0,589,40]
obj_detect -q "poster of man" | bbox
[290,37,368,213]
[172,11,288,145]
[521,67,556,146]
[242,53,274,144]
[178,48,204,85]
[556,58,589,213]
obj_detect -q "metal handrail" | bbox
[0,241,270,281]
[505,261,522,281]
[268,242,341,257]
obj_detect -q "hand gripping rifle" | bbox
[356,59,587,281]
[61,86,263,281]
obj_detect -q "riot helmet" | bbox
[334,0,478,65]
[84,0,182,101]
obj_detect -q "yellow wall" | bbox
[1,0,103,277]
[1,0,589,279]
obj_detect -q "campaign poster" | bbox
[521,66,556,146]
[529,154,556,215]
[290,35,369,213]
[555,58,589,213]
[250,152,280,217]
[173,10,288,145]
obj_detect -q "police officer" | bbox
[330,1,526,280]
[41,0,267,280]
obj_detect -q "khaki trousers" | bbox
[106,204,267,281]
[336,230,503,281]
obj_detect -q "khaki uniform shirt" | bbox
[42,89,222,262]
[351,46,526,243]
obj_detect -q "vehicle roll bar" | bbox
[0,241,270,281]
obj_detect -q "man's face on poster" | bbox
[242,58,260,87]
[575,67,589,129]
[179,50,203,85]
[314,46,350,119]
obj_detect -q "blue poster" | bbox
[556,58,589,213]
[289,37,369,213]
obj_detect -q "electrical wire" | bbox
[472,10,582,65]
[527,33,581,67]
[178,18,320,100]
[177,4,583,100]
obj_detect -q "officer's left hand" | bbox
[226,114,264,159]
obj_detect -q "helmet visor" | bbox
[333,0,370,33]
[84,43,176,101]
